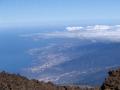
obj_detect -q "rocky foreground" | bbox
[0,69,120,90]
[101,69,120,90]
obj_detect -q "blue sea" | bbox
[0,26,65,73]
[0,26,120,85]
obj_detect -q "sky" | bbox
[0,0,120,27]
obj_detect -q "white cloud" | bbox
[27,25,120,42]
[85,25,111,31]
[66,26,84,32]
[66,25,112,32]
[21,25,120,42]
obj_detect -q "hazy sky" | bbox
[0,0,120,27]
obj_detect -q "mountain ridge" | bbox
[1,68,120,90]
[0,71,98,90]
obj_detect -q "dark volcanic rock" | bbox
[1,68,120,90]
[0,71,97,90]
[101,69,120,90]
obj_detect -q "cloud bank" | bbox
[66,26,84,32]
[21,25,120,42]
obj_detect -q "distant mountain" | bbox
[55,42,120,85]
[25,40,120,86]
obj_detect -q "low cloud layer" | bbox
[21,25,120,42]
[66,26,84,32]
[64,25,120,42]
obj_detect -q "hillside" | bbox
[0,71,98,90]
[101,69,120,90]
[0,68,120,90]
